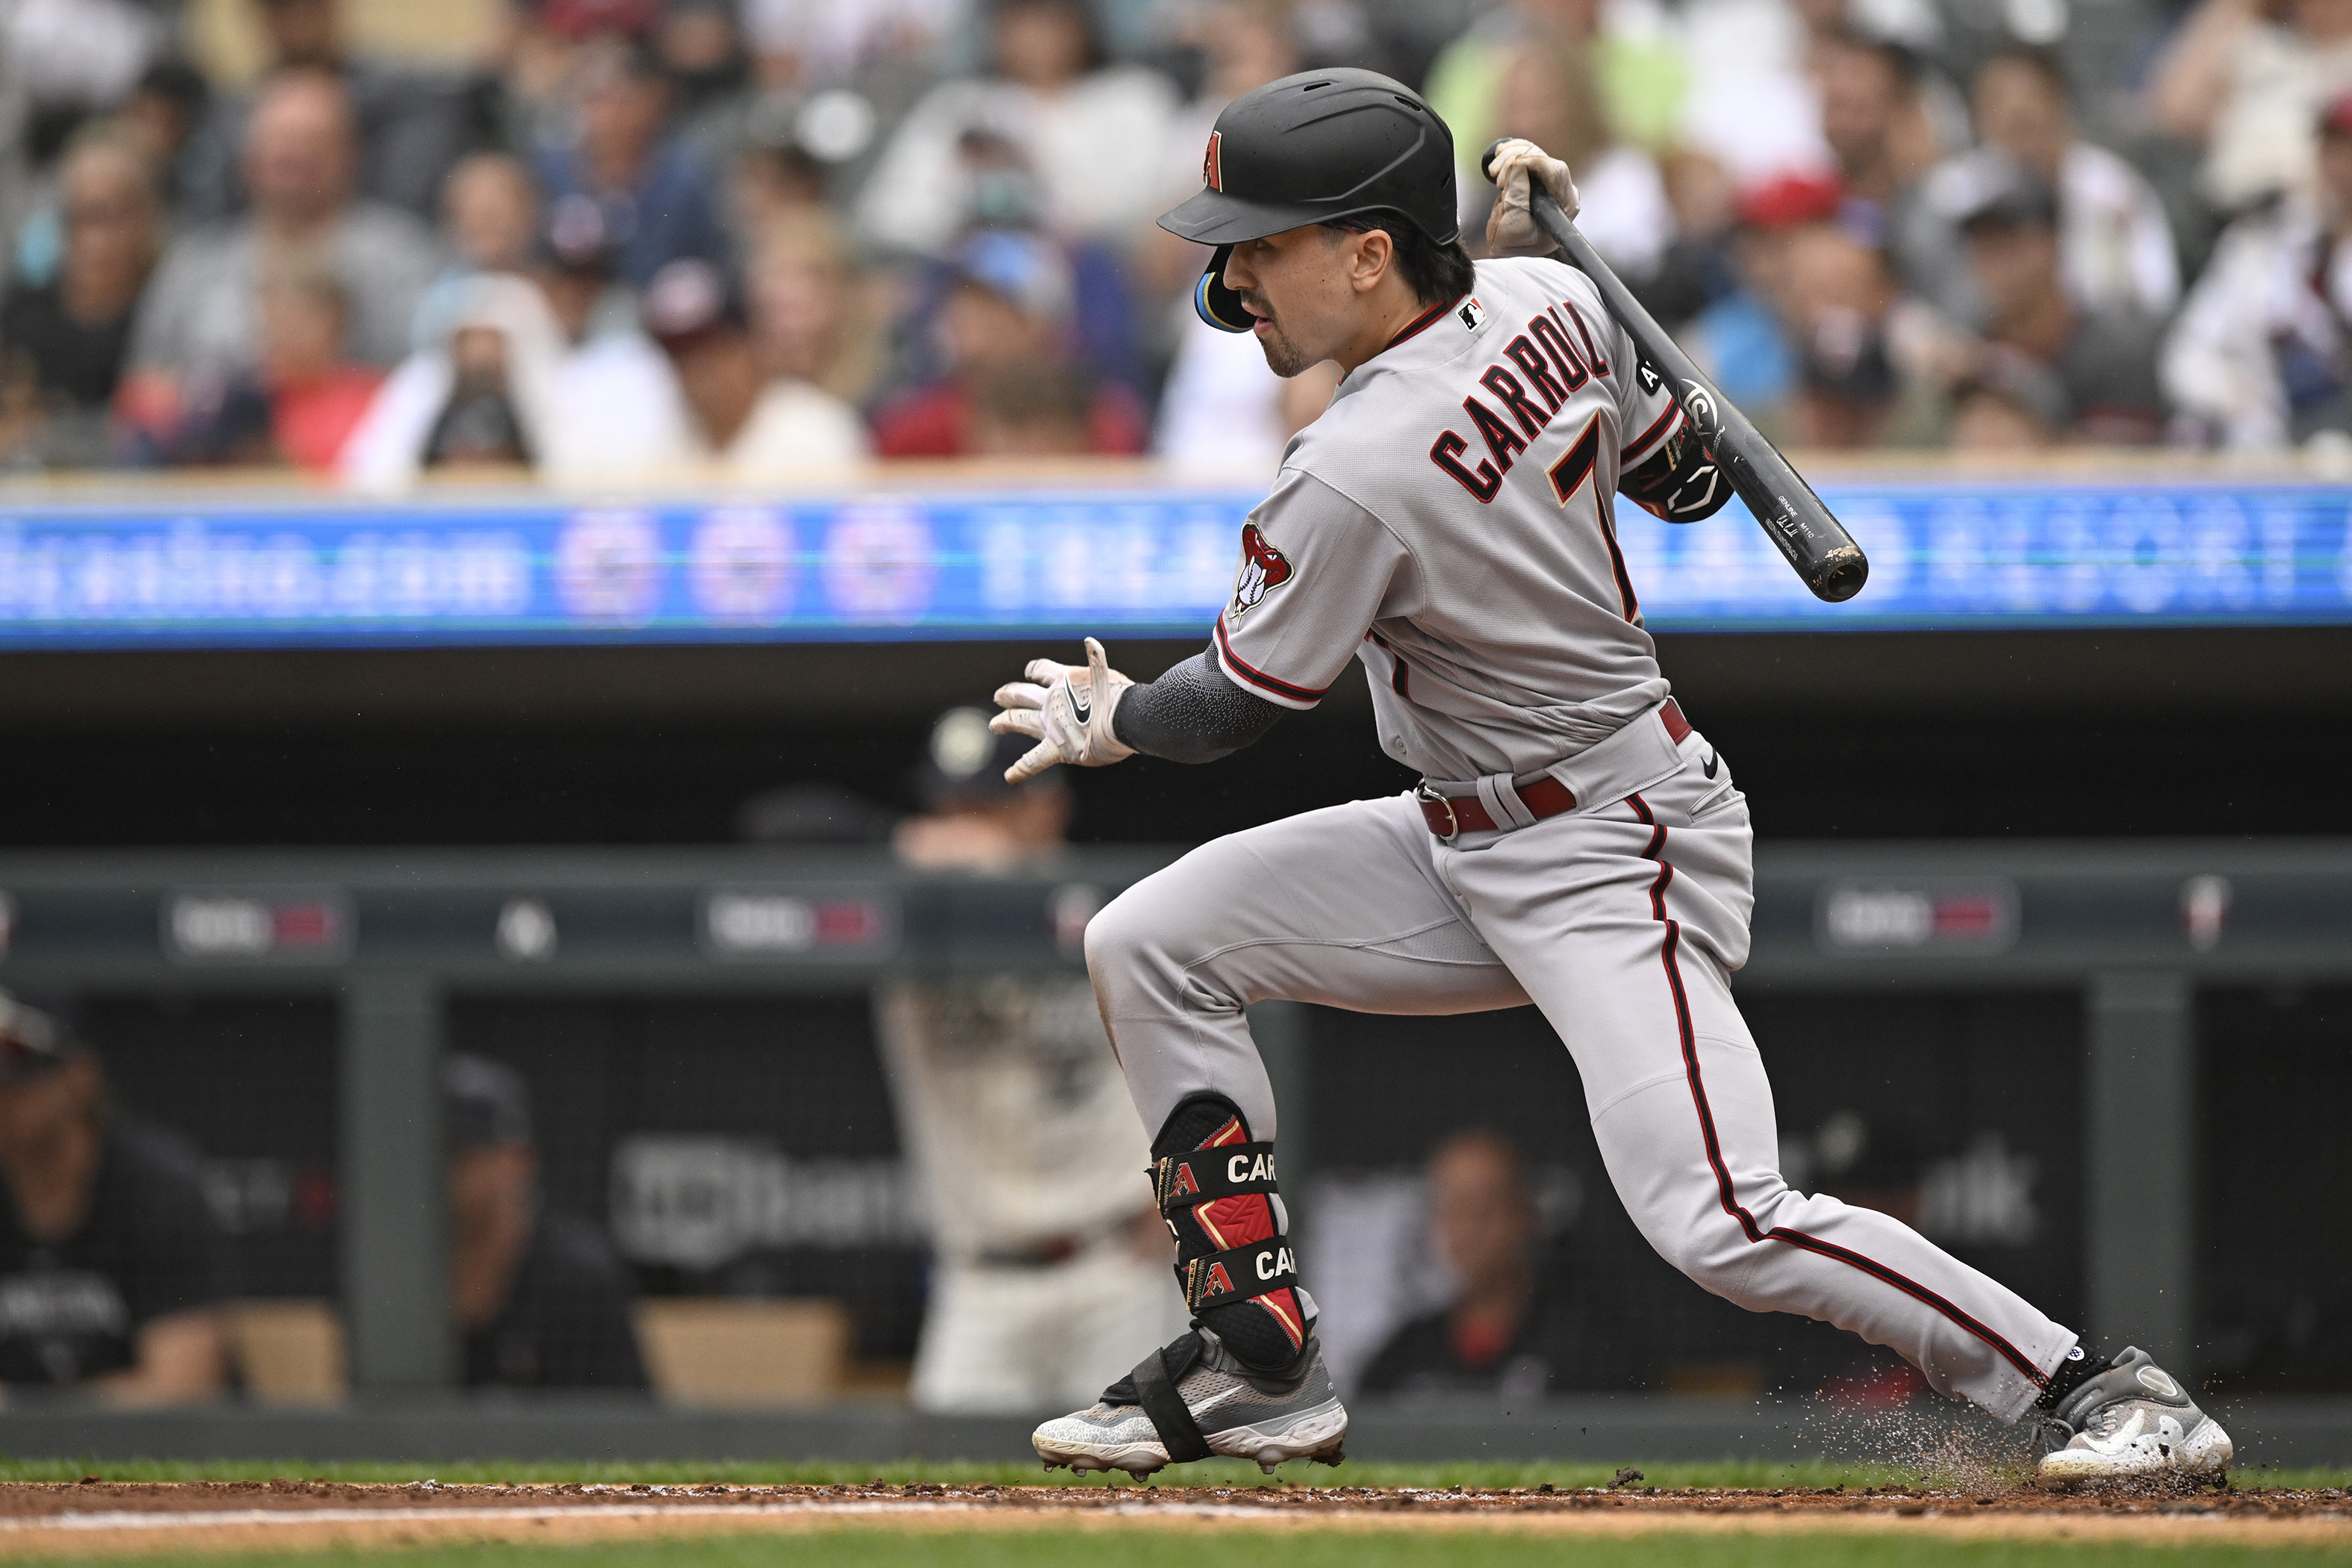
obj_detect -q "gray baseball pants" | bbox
[1085,706,2074,1419]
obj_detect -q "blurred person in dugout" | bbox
[1358,1132,1618,1398]
[444,1054,647,1390]
[878,709,1186,1413]
[0,995,228,1401]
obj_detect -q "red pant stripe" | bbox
[1623,792,2049,1390]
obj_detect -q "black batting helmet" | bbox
[1161,69,1458,333]
[1157,69,1459,248]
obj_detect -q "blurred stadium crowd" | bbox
[2,0,2351,479]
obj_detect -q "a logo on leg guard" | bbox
[1154,1157,1202,1210]
[1195,1260,1235,1299]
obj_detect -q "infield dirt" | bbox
[0,1478,2345,1557]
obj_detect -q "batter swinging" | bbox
[991,69,2230,1487]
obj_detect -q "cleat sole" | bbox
[2038,1419,2233,1485]
[1034,1401,1347,1478]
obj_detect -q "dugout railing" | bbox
[0,840,2343,1461]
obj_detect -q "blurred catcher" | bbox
[877,709,1189,1413]
[993,70,2229,1484]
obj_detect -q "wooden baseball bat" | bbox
[1483,143,1869,603]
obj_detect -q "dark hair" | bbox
[1323,215,1475,306]
[1819,25,1918,85]
[1977,43,2070,100]
[136,58,211,118]
[990,0,1110,76]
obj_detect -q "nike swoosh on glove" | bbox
[990,637,1137,783]
[1486,137,1581,258]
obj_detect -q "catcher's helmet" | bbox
[1157,69,1459,248]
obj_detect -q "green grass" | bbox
[10,1532,2352,1568]
[1,1457,2345,1491]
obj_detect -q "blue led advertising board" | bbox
[0,480,2341,648]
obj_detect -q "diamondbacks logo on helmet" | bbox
[1204,131,1224,193]
[1229,523,1292,620]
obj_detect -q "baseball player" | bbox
[878,709,1190,1413]
[993,69,2231,1486]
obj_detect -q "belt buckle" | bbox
[1416,782,1460,843]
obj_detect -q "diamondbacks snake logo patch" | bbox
[1229,523,1292,621]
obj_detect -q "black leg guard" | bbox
[1150,1092,1308,1372]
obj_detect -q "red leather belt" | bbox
[1419,700,1690,839]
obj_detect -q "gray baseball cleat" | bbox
[2036,1346,2233,1484]
[1033,1325,1348,1479]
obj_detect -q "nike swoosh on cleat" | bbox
[1180,1386,1248,1419]
[1700,751,1719,778]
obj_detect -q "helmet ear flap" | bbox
[1195,245,1254,333]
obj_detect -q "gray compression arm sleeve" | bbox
[1112,647,1288,764]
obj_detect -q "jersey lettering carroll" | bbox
[1212,257,1730,784]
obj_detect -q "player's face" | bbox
[1221,225,1371,378]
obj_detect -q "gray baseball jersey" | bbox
[1074,256,2080,1432]
[1212,255,1724,784]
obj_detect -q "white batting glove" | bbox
[989,637,1136,783]
[1486,137,1581,258]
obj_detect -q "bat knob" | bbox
[1479,138,1508,185]
[1811,547,1870,603]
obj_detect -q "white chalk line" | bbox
[0,1500,1280,1534]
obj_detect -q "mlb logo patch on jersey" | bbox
[1456,296,1486,332]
